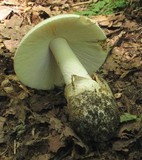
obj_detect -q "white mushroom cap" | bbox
[14,14,108,90]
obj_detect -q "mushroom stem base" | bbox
[65,74,120,142]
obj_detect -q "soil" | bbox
[0,0,142,160]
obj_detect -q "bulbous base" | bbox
[65,75,119,143]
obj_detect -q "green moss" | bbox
[120,113,142,123]
[77,0,128,16]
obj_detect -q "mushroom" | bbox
[14,14,119,143]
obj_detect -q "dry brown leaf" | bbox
[113,120,142,152]
[3,40,19,53]
[0,156,14,160]
[48,134,65,153]
[2,0,19,6]
[49,116,63,132]
[31,154,50,160]
[124,20,139,30]
[63,126,77,138]
[129,57,142,69]
[1,15,32,42]
[0,6,13,21]
[112,140,130,152]
[1,75,29,99]
[15,104,27,123]
[62,126,88,153]
[5,14,23,28]
[118,120,142,139]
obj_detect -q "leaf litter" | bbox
[0,0,142,159]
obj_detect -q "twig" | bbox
[14,139,17,154]
[108,31,126,56]
[71,0,97,7]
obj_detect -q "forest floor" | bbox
[0,0,142,160]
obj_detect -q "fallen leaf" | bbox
[3,40,19,53]
[63,126,88,153]
[113,120,142,152]
[2,0,19,6]
[31,154,50,160]
[112,140,130,152]
[49,115,63,132]
[0,6,13,21]
[48,133,65,153]
[5,14,23,28]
